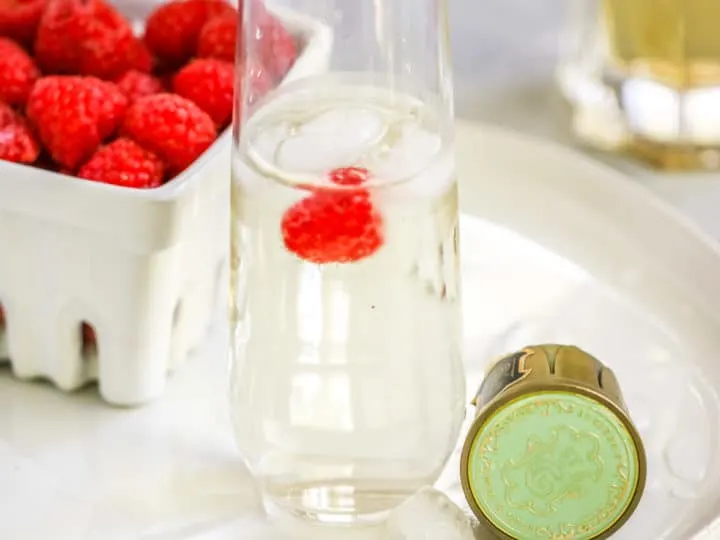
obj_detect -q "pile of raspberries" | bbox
[0,0,297,188]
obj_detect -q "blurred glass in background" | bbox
[559,0,720,171]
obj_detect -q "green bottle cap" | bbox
[460,346,646,540]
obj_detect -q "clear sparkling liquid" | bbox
[230,77,466,524]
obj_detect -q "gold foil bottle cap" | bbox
[460,345,646,540]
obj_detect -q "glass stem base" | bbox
[260,479,416,526]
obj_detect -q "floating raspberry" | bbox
[0,37,39,107]
[78,138,165,188]
[26,76,128,170]
[144,0,235,67]
[35,0,152,80]
[197,11,236,62]
[0,102,40,163]
[281,188,384,264]
[173,58,234,128]
[0,304,4,327]
[329,167,370,186]
[116,70,164,104]
[255,10,297,81]
[121,93,216,173]
[0,0,46,47]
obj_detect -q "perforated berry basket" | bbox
[0,0,331,406]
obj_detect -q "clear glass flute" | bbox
[559,0,720,170]
[229,0,466,525]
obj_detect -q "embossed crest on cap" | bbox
[460,345,646,540]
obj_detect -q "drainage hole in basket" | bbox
[81,322,97,358]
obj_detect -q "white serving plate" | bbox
[0,1,331,406]
[0,122,718,539]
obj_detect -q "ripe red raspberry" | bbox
[121,93,216,173]
[35,0,152,80]
[0,37,39,107]
[0,103,16,124]
[78,138,165,189]
[116,70,164,104]
[173,58,234,128]
[281,187,384,264]
[0,102,40,163]
[197,11,236,62]
[0,121,40,164]
[0,0,46,47]
[144,0,235,68]
[255,11,296,81]
[26,76,128,170]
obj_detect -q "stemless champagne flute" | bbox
[230,0,466,525]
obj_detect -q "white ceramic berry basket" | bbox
[0,1,332,406]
